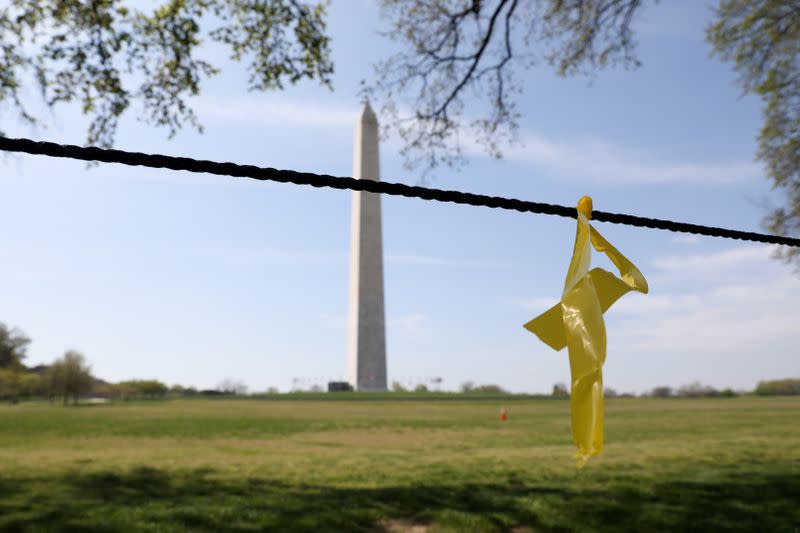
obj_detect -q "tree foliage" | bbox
[707,0,800,263]
[552,382,569,398]
[0,0,332,148]
[118,379,169,399]
[369,0,649,175]
[470,383,508,394]
[676,382,721,398]
[217,378,248,395]
[391,380,407,392]
[46,350,93,404]
[0,368,41,401]
[0,322,30,369]
[649,386,673,398]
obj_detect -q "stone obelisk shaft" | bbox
[347,102,387,391]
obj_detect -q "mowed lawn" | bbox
[0,397,798,532]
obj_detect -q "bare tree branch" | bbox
[370,0,648,178]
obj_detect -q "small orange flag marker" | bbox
[523,196,648,466]
[499,408,508,422]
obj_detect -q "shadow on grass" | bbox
[0,466,798,532]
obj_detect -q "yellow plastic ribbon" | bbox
[523,196,648,466]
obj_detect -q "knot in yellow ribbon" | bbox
[577,195,593,220]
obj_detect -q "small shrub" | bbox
[650,386,673,398]
[552,383,569,398]
[391,381,407,392]
[677,382,718,398]
[472,384,507,394]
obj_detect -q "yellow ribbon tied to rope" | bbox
[524,196,648,466]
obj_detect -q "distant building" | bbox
[328,381,354,392]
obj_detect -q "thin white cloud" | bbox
[193,97,358,129]
[611,292,700,314]
[617,290,799,354]
[386,253,505,268]
[321,312,427,336]
[612,245,800,354]
[191,247,344,266]
[501,133,760,185]
[388,313,427,335]
[0,270,52,282]
[190,248,500,269]
[670,234,702,245]
[385,253,453,266]
[513,296,560,312]
[194,96,759,187]
[457,127,760,185]
[320,312,347,330]
[651,245,773,274]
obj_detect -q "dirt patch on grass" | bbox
[377,518,429,532]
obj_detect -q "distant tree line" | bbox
[93,380,169,400]
[547,379,800,399]
[755,379,800,396]
[4,321,800,402]
[0,321,256,405]
[644,382,738,398]
[460,382,508,394]
[390,381,509,394]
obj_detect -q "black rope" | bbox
[1,135,798,247]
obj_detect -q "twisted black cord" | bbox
[1,135,798,247]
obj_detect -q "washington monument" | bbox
[347,100,387,391]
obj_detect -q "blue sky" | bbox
[0,1,797,394]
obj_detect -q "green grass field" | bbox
[1,396,798,532]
